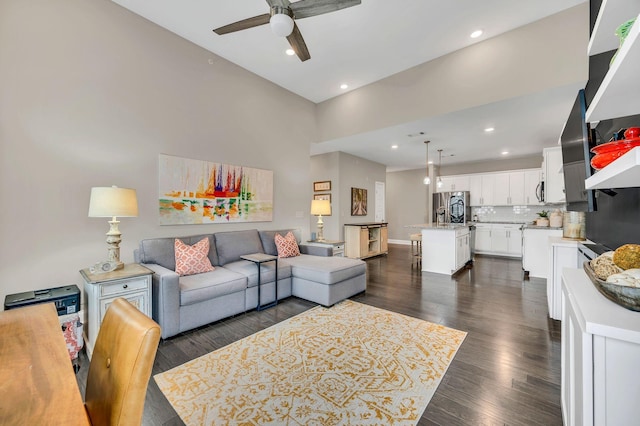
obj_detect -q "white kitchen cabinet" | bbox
[522,227,563,278]
[561,268,640,426]
[493,172,526,205]
[435,175,470,193]
[421,226,470,275]
[524,169,544,205]
[474,223,522,257]
[474,224,492,252]
[470,174,497,206]
[469,177,482,205]
[543,147,565,203]
[548,237,580,320]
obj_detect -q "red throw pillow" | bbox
[175,238,215,276]
[274,232,300,258]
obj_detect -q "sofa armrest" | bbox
[142,263,180,339]
[299,244,332,257]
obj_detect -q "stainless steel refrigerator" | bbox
[433,191,471,224]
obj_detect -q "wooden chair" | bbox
[84,298,161,425]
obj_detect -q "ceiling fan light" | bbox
[270,13,294,37]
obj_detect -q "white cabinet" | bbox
[561,268,640,426]
[474,223,522,257]
[470,174,497,206]
[474,224,492,252]
[81,263,153,359]
[435,175,470,193]
[522,227,563,278]
[493,172,526,205]
[543,147,565,203]
[524,169,544,205]
[421,226,470,275]
[548,237,580,320]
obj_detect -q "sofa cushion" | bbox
[274,232,300,258]
[179,268,247,306]
[223,259,292,287]
[259,229,300,256]
[175,238,215,276]
[281,255,366,285]
[214,229,264,266]
[138,234,218,270]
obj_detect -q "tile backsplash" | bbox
[472,205,565,223]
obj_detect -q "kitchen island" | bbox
[408,224,472,275]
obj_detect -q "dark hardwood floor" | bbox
[76,244,562,425]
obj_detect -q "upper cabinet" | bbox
[524,169,544,205]
[435,175,470,193]
[584,2,640,189]
[543,147,566,203]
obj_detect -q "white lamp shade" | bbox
[423,176,431,185]
[88,186,139,218]
[270,13,294,37]
[310,199,331,216]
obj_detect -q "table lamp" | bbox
[310,199,331,242]
[88,186,138,271]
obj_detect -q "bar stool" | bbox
[409,233,422,263]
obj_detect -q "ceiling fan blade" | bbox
[290,0,361,19]
[287,23,310,62]
[213,13,270,35]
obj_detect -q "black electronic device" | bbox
[4,285,80,316]
[560,89,597,212]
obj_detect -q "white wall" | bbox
[0,0,316,306]
[315,3,589,142]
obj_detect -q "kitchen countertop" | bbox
[522,224,563,230]
[406,223,473,230]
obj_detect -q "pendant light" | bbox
[423,140,431,185]
[436,149,443,189]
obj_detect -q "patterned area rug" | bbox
[154,300,467,425]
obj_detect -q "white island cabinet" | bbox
[420,225,470,275]
[561,268,640,426]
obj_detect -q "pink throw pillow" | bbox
[175,238,215,276]
[274,232,300,258]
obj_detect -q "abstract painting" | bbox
[158,154,273,225]
[351,187,367,216]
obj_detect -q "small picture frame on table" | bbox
[313,181,331,192]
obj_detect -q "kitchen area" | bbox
[407,146,576,278]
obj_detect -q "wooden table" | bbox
[0,303,90,425]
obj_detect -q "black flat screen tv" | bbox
[560,89,597,212]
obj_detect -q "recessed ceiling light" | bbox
[340,83,349,90]
[484,127,495,132]
[391,144,398,149]
[470,30,483,39]
[285,49,295,56]
[501,151,509,155]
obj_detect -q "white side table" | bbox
[80,263,152,359]
[305,240,345,257]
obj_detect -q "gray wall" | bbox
[0,0,316,305]
[310,152,387,241]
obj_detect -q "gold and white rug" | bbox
[154,300,466,425]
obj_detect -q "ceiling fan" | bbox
[213,0,361,62]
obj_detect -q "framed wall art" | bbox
[313,181,331,192]
[313,193,331,202]
[351,187,367,216]
[158,154,273,225]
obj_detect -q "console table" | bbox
[344,223,388,259]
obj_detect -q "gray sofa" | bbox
[134,229,366,339]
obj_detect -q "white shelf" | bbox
[586,13,640,123]
[585,146,640,189]
[588,0,640,56]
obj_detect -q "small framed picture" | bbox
[313,181,331,192]
[314,193,331,202]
